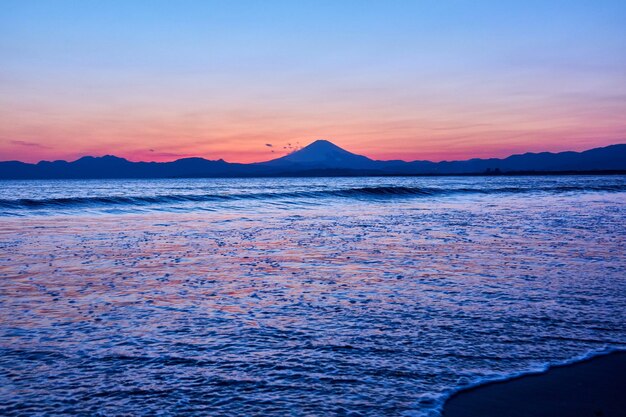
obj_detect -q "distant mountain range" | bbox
[1,140,625,179]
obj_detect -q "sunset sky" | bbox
[1,0,625,163]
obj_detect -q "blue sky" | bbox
[1,0,625,162]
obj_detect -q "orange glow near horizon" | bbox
[1,103,624,163]
[2,1,625,164]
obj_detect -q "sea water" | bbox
[1,176,625,416]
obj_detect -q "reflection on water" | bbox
[1,176,625,416]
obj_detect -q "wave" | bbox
[429,346,626,417]
[1,184,625,212]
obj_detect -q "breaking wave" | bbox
[1,184,625,212]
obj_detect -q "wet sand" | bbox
[443,351,626,417]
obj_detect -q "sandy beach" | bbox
[443,350,626,417]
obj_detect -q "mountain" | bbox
[1,141,625,179]
[261,139,378,170]
[406,144,626,174]
[0,155,271,179]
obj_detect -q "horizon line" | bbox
[2,140,625,166]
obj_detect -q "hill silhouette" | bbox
[262,140,378,170]
[1,140,625,179]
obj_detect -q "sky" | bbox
[1,0,625,163]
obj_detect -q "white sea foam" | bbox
[425,346,626,417]
[1,176,625,416]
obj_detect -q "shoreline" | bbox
[442,350,626,417]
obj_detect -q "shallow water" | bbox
[1,176,625,416]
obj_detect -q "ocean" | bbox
[1,175,625,416]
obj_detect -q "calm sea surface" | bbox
[1,176,625,416]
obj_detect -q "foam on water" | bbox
[426,346,626,417]
[1,176,625,416]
